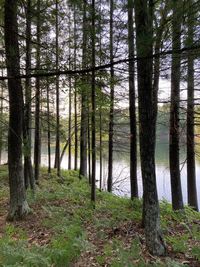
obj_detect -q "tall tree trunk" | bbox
[169,0,184,210]
[54,0,60,176]
[128,0,138,199]
[74,6,78,171]
[4,0,30,220]
[68,75,72,170]
[68,16,72,170]
[0,81,3,164]
[99,1,103,190]
[107,0,114,193]
[134,0,166,256]
[91,0,96,202]
[79,0,88,178]
[24,0,35,191]
[99,104,102,189]
[88,103,91,184]
[47,79,51,174]
[186,0,198,211]
[34,0,41,183]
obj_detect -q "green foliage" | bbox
[0,166,199,266]
[191,246,200,261]
[166,234,189,253]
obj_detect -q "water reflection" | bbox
[1,144,200,208]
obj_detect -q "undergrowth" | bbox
[0,166,199,266]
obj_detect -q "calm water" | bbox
[40,143,200,209]
[1,143,200,208]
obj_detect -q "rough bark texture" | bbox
[4,0,30,220]
[91,0,96,202]
[34,0,41,183]
[169,0,184,210]
[186,1,198,211]
[54,0,60,176]
[107,0,114,193]
[128,0,138,199]
[88,106,91,184]
[68,76,72,170]
[134,0,166,256]
[74,6,78,171]
[24,0,34,191]
[79,0,88,178]
[47,80,51,174]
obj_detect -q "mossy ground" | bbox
[0,166,199,266]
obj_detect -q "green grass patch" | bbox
[0,166,199,266]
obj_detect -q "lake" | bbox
[40,142,200,209]
[1,142,199,208]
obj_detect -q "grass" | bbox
[0,166,199,266]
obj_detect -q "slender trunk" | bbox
[24,0,34,191]
[135,0,166,256]
[68,15,72,170]
[60,139,69,165]
[128,0,138,199]
[79,1,88,178]
[0,80,3,164]
[99,10,103,189]
[107,0,114,193]
[99,105,102,190]
[54,0,60,176]
[186,1,198,211]
[74,6,78,171]
[0,53,4,164]
[47,80,51,174]
[88,104,91,183]
[169,0,184,210]
[68,75,72,170]
[34,0,41,183]
[5,0,30,220]
[91,0,96,202]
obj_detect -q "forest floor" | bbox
[0,166,200,267]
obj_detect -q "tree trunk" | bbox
[0,81,3,164]
[169,0,184,211]
[47,79,51,174]
[34,0,41,183]
[54,0,60,176]
[107,0,114,193]
[68,75,72,170]
[134,0,166,256]
[91,0,96,202]
[128,0,138,199]
[79,0,88,178]
[4,0,30,220]
[186,0,198,211]
[74,6,78,171]
[88,103,91,184]
[24,0,35,191]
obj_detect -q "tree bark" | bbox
[134,0,166,256]
[91,0,96,202]
[54,0,60,176]
[4,0,30,220]
[169,0,184,210]
[73,6,78,171]
[79,0,88,178]
[107,0,114,193]
[68,75,72,170]
[47,79,51,174]
[34,0,41,183]
[186,0,198,211]
[128,0,138,199]
[24,0,35,191]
